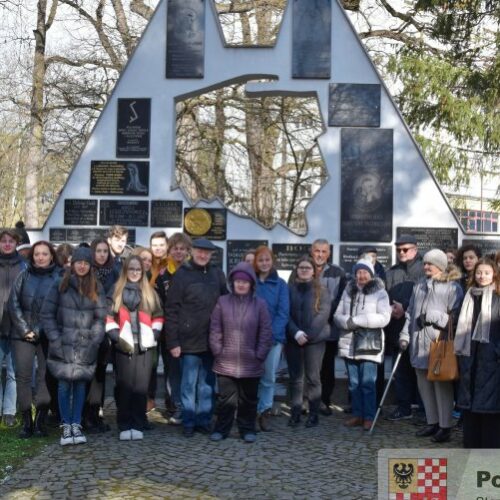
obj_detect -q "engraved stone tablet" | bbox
[329,84,381,127]
[339,244,392,275]
[50,227,136,245]
[64,200,98,226]
[462,238,499,257]
[166,0,205,78]
[396,227,458,253]
[211,246,224,269]
[341,128,393,242]
[272,243,333,271]
[183,208,226,240]
[226,240,268,272]
[91,161,149,196]
[99,200,149,227]
[116,98,150,158]
[292,0,331,79]
[151,200,183,227]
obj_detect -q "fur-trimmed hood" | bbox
[346,277,386,298]
[427,264,462,283]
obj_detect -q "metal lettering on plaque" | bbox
[329,84,381,127]
[292,0,331,79]
[151,200,183,227]
[397,227,458,253]
[183,208,226,240]
[166,0,205,78]
[91,161,149,196]
[341,128,393,242]
[64,200,98,226]
[99,200,149,227]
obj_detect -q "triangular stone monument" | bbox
[41,0,467,272]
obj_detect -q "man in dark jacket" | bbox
[165,238,226,436]
[385,234,424,420]
[0,229,27,426]
[310,239,346,415]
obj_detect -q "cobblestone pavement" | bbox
[0,399,462,500]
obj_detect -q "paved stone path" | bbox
[0,400,462,499]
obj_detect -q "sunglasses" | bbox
[396,246,415,254]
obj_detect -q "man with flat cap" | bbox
[165,238,227,437]
[385,234,425,421]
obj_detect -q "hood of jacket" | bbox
[227,262,257,293]
[429,264,462,283]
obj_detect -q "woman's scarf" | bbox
[454,284,493,356]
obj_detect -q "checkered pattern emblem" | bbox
[388,458,447,499]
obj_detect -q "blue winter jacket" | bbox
[255,269,290,344]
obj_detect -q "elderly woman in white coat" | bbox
[399,249,463,443]
[334,259,391,430]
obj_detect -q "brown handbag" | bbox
[427,314,459,382]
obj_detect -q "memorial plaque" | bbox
[272,243,333,271]
[339,245,392,275]
[396,227,458,254]
[91,161,149,196]
[211,246,224,269]
[226,240,268,272]
[292,0,331,79]
[183,208,226,240]
[64,199,98,226]
[166,0,205,78]
[341,128,393,242]
[50,228,136,245]
[462,238,499,258]
[151,200,183,227]
[116,98,150,158]
[100,200,149,227]
[329,84,381,127]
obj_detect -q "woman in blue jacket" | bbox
[253,246,289,432]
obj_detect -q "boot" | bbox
[19,410,33,439]
[258,409,272,432]
[431,427,451,443]
[33,408,48,437]
[287,406,301,428]
[415,423,439,437]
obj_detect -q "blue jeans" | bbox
[257,342,283,414]
[180,352,215,429]
[0,338,16,415]
[345,359,377,421]
[58,380,86,425]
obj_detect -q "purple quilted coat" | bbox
[209,262,272,378]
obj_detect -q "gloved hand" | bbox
[399,339,409,352]
[346,317,357,331]
[416,313,427,329]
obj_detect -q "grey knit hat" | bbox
[423,249,448,272]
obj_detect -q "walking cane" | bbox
[369,350,403,435]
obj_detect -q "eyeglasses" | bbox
[297,266,314,271]
[396,246,416,254]
[127,268,142,273]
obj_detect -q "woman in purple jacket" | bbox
[209,262,272,443]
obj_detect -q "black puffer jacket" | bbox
[287,281,331,344]
[165,260,227,353]
[457,292,500,413]
[8,263,61,342]
[384,254,425,347]
[41,275,106,382]
[0,252,27,338]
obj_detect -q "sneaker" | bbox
[131,429,143,440]
[343,417,363,427]
[71,423,87,444]
[169,410,182,425]
[210,432,224,442]
[386,408,412,421]
[242,433,256,443]
[3,414,16,427]
[258,409,272,432]
[119,430,132,441]
[60,424,74,446]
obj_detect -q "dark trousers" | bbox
[214,375,259,437]
[463,410,500,449]
[320,340,338,407]
[115,346,154,431]
[87,340,111,407]
[286,341,325,416]
[12,339,51,412]
[392,348,419,413]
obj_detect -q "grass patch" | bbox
[0,418,57,484]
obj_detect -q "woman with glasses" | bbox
[335,258,391,430]
[286,256,330,428]
[106,255,163,441]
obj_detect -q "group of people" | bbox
[0,222,498,449]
